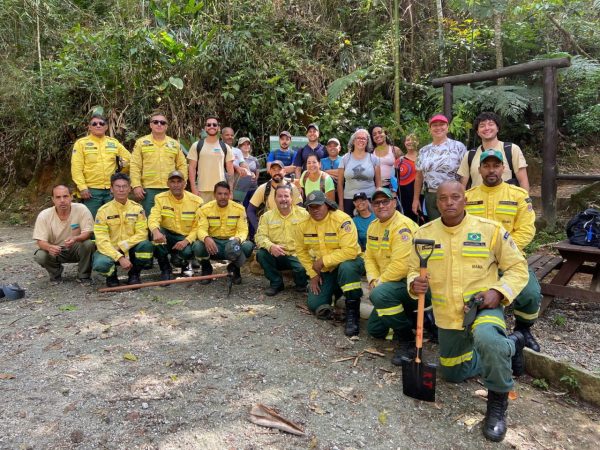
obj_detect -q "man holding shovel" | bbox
[408,180,529,442]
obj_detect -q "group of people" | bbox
[31,110,541,442]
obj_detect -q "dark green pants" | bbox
[92,240,154,276]
[513,269,541,326]
[367,279,431,338]
[255,248,307,289]
[83,188,113,219]
[195,238,254,268]
[438,307,515,393]
[307,257,364,312]
[141,188,167,216]
[424,191,440,221]
[154,229,198,268]
[34,240,95,280]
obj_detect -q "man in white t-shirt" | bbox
[33,185,95,284]
[187,116,235,203]
[458,111,530,191]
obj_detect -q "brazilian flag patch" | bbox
[467,232,481,242]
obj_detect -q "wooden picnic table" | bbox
[529,240,600,314]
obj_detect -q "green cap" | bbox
[371,187,393,200]
[480,149,503,164]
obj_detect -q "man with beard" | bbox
[255,184,309,296]
[294,190,364,337]
[408,180,528,442]
[465,150,541,353]
[267,131,296,173]
[293,123,326,178]
[247,160,303,232]
[148,171,204,281]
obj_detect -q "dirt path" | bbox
[1,225,599,449]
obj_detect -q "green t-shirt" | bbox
[300,172,335,195]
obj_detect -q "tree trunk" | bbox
[493,9,504,85]
[393,0,401,126]
[435,0,445,73]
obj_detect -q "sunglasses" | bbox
[90,121,106,127]
[206,122,219,128]
[372,198,392,207]
[151,120,167,125]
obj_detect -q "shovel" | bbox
[401,238,437,402]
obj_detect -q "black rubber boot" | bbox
[344,299,360,337]
[514,322,540,352]
[482,390,509,442]
[228,263,242,285]
[391,329,416,366]
[106,271,119,288]
[200,260,213,285]
[424,309,438,343]
[158,258,174,282]
[127,269,141,286]
[508,330,526,377]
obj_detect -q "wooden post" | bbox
[542,66,558,227]
[443,83,453,122]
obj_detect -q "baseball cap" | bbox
[270,160,284,169]
[480,149,504,164]
[168,170,185,180]
[306,123,319,132]
[428,114,449,125]
[352,192,368,201]
[237,137,251,146]
[371,187,393,200]
[327,138,340,146]
[305,191,337,210]
[279,131,291,138]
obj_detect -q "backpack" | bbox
[195,139,229,172]
[299,172,328,197]
[466,142,517,189]
[566,208,600,247]
[256,180,293,218]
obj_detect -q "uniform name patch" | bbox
[463,241,486,247]
[499,200,518,206]
[466,200,484,205]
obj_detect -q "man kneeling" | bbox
[195,182,254,284]
[92,173,153,287]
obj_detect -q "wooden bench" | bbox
[528,240,600,315]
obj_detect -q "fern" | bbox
[327,68,369,103]
[452,84,543,120]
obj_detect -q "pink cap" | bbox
[429,114,449,125]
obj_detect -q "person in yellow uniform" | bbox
[71,114,131,218]
[255,184,309,296]
[294,190,364,336]
[408,180,529,443]
[195,181,254,284]
[92,173,153,287]
[130,112,188,215]
[364,188,429,364]
[148,171,203,281]
[465,149,541,352]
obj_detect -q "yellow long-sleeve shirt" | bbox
[71,135,131,191]
[255,206,309,255]
[196,200,248,241]
[148,191,203,242]
[295,209,361,279]
[93,199,148,261]
[130,134,188,189]
[465,182,535,251]
[365,211,418,285]
[407,213,529,330]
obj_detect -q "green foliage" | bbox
[532,378,549,390]
[560,368,579,391]
[553,314,567,327]
[523,228,566,256]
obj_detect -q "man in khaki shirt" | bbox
[33,185,95,284]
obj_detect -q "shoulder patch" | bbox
[341,220,352,232]
[525,197,532,204]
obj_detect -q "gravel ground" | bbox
[1,224,599,450]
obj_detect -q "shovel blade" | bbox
[401,357,437,402]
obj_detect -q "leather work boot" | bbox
[391,330,416,366]
[344,299,361,336]
[228,263,242,285]
[127,270,141,286]
[265,285,284,296]
[200,260,213,285]
[514,323,540,352]
[482,390,509,442]
[508,330,526,377]
[158,259,174,282]
[106,272,119,288]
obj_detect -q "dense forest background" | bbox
[0,0,598,204]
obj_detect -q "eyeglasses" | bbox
[371,198,392,207]
[355,137,368,141]
[151,120,167,125]
[112,184,130,190]
[90,121,106,127]
[206,122,219,127]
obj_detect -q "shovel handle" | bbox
[413,239,434,364]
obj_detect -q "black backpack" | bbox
[466,142,517,189]
[195,139,229,172]
[566,208,600,247]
